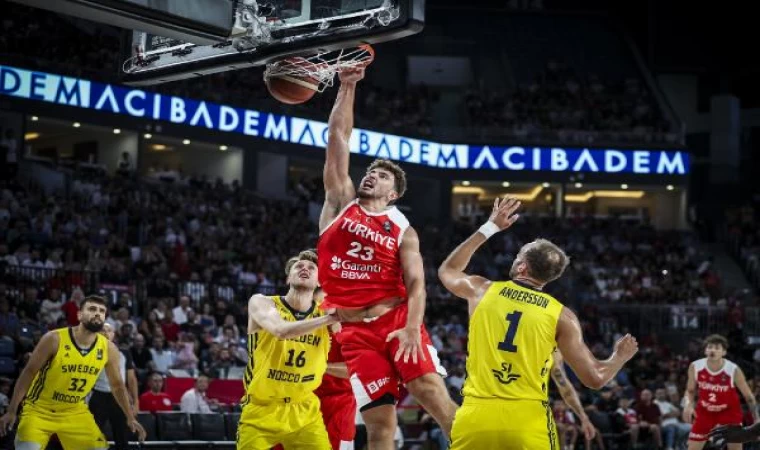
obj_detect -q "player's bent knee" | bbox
[359,392,395,413]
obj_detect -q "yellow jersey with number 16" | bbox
[243,296,330,405]
[25,327,109,412]
[463,280,563,401]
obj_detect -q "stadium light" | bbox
[73,122,81,128]
[183,139,191,145]
[220,145,228,151]
[31,116,39,121]
[113,129,121,134]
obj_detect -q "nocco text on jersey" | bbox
[340,217,396,250]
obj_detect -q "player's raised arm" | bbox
[0,331,58,435]
[734,367,759,422]
[551,350,596,441]
[320,68,365,232]
[438,197,520,304]
[105,341,147,441]
[555,308,638,390]
[249,294,337,339]
[682,362,697,423]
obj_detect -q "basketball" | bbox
[265,59,319,105]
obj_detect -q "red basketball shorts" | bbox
[689,407,743,441]
[319,391,357,450]
[335,302,447,409]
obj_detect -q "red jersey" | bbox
[315,332,352,398]
[139,391,173,412]
[318,200,409,309]
[693,358,741,413]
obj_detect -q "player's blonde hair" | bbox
[367,159,407,199]
[520,239,570,284]
[284,249,318,276]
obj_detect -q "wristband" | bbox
[478,221,501,239]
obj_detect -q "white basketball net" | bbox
[264,45,374,93]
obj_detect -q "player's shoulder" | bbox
[691,357,706,368]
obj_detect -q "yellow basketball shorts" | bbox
[450,398,560,450]
[16,404,108,450]
[236,394,331,450]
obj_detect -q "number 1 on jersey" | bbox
[498,311,523,353]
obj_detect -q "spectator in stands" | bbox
[616,397,640,447]
[139,372,173,413]
[149,334,175,374]
[39,288,63,327]
[179,375,219,413]
[654,388,689,450]
[207,347,244,379]
[172,295,192,325]
[130,333,153,383]
[173,332,200,375]
[61,287,82,326]
[635,389,663,448]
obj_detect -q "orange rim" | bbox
[357,44,375,66]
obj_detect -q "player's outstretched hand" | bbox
[488,196,521,231]
[709,425,757,445]
[128,417,147,441]
[612,334,638,362]
[0,412,16,437]
[579,418,597,441]
[338,67,365,84]
[387,326,426,364]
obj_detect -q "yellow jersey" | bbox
[243,296,330,404]
[463,280,563,401]
[25,327,109,412]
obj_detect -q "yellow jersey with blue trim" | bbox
[463,280,563,401]
[243,296,330,404]
[25,327,109,412]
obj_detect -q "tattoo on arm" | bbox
[553,368,567,386]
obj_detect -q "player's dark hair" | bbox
[81,295,108,309]
[284,249,318,276]
[521,239,570,284]
[704,334,728,350]
[367,159,407,200]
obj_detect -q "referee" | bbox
[89,323,140,449]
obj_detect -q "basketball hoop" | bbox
[263,44,375,93]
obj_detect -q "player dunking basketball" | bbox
[317,66,457,449]
[683,334,758,450]
[438,197,639,449]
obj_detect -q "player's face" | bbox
[79,301,107,333]
[705,343,726,360]
[358,168,398,203]
[288,259,318,290]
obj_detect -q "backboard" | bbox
[121,0,424,86]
